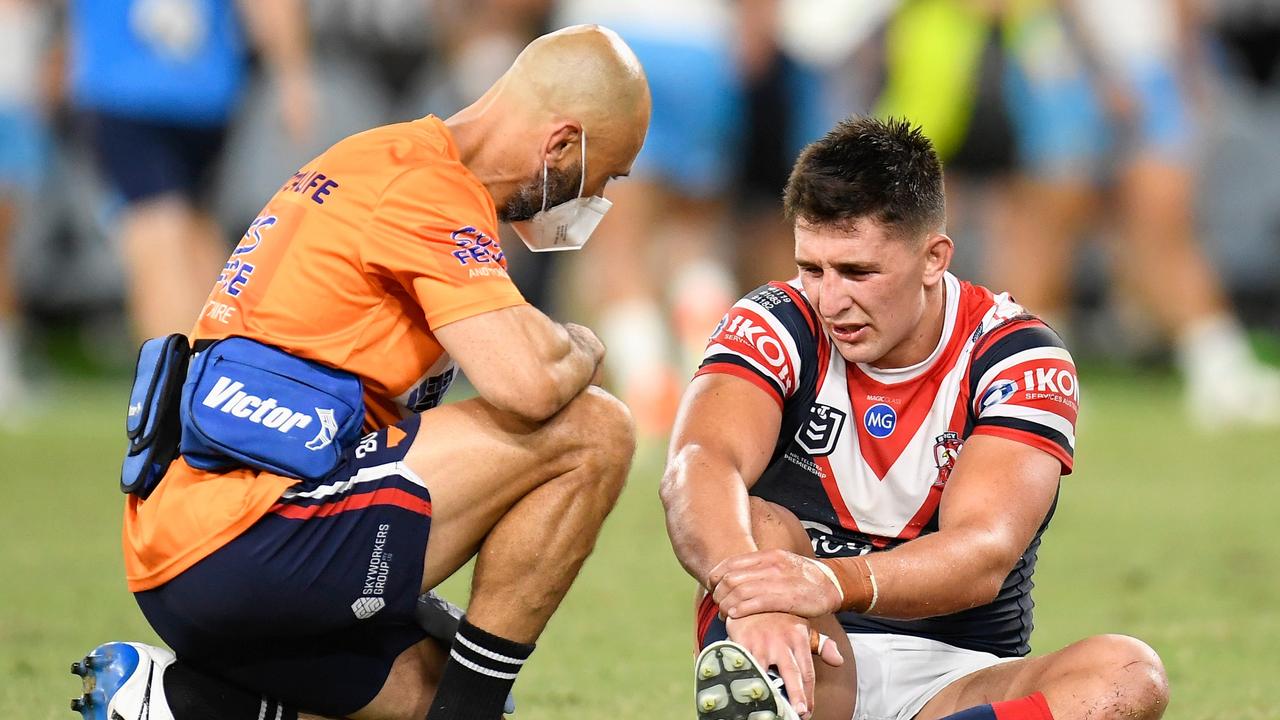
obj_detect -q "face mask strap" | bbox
[576,130,587,199]
[539,158,549,213]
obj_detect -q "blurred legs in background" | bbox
[552,5,744,437]
[996,0,1280,428]
[0,0,54,418]
[884,0,1280,430]
[80,113,231,342]
[0,186,22,415]
[118,197,227,340]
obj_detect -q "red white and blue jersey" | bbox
[697,273,1079,657]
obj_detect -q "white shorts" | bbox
[847,633,1018,720]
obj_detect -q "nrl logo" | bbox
[795,404,847,456]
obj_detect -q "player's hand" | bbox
[724,613,841,719]
[709,549,842,619]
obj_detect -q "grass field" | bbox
[1,371,1278,719]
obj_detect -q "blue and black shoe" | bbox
[69,642,175,720]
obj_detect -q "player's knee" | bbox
[746,498,812,554]
[555,386,636,491]
[1086,634,1170,717]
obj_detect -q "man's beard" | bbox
[498,161,583,223]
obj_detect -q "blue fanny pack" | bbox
[179,337,365,480]
[121,334,192,498]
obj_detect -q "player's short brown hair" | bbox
[783,116,945,240]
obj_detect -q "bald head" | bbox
[448,25,651,215]
[503,25,650,135]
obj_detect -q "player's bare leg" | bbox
[985,174,1095,327]
[1112,155,1280,427]
[0,193,24,416]
[120,197,225,341]
[1111,157,1228,337]
[696,498,856,720]
[914,633,1169,720]
[346,386,635,720]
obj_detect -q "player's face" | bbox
[795,220,950,367]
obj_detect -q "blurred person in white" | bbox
[553,0,746,437]
[992,0,1280,428]
[1018,0,1280,425]
[0,0,55,414]
[66,0,313,343]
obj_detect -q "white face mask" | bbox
[511,131,613,253]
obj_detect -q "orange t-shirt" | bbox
[123,116,527,592]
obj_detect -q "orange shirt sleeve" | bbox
[364,163,526,328]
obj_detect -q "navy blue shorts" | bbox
[81,111,227,204]
[135,416,433,717]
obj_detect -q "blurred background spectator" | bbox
[66,0,313,343]
[0,0,54,417]
[877,0,1280,428]
[0,0,1276,434]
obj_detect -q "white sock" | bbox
[670,259,738,371]
[599,299,671,395]
[1175,314,1256,387]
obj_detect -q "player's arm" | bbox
[711,436,1061,619]
[660,372,781,586]
[714,322,1077,619]
[663,372,841,715]
[434,308,603,422]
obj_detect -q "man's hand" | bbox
[724,613,843,719]
[564,323,605,386]
[709,549,842,619]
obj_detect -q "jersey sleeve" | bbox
[364,165,526,329]
[968,320,1079,473]
[694,282,817,408]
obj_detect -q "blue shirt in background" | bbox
[70,0,246,126]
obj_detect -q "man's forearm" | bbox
[536,322,602,413]
[820,527,1011,619]
[660,449,760,588]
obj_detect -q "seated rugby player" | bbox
[661,117,1169,720]
[71,25,650,720]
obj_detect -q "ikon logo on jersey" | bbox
[795,403,847,456]
[1021,367,1079,405]
[716,311,795,394]
[863,403,897,439]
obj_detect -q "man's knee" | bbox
[1080,634,1170,716]
[746,498,812,554]
[551,386,636,488]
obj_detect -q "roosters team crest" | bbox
[932,431,964,489]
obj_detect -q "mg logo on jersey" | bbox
[795,404,847,456]
[863,403,897,439]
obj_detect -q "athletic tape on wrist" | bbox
[810,557,844,599]
[819,557,878,614]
